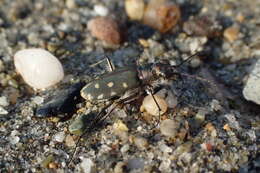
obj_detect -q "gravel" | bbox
[0,0,259,172]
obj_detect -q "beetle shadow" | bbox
[126,21,156,43]
[35,82,86,121]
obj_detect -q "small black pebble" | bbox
[35,82,86,119]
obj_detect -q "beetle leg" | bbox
[149,92,162,129]
[68,92,140,166]
[68,101,114,166]
[89,55,115,72]
[137,59,162,128]
[175,51,204,67]
[144,84,162,129]
[104,55,115,72]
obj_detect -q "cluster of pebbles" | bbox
[0,0,260,172]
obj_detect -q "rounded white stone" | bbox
[94,5,109,16]
[14,48,64,89]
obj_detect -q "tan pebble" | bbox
[65,135,75,147]
[88,16,122,45]
[66,0,77,9]
[236,13,245,23]
[205,123,215,132]
[224,26,239,43]
[205,123,217,137]
[114,161,126,173]
[113,120,129,142]
[125,0,145,21]
[223,123,231,131]
[48,162,59,169]
[133,136,148,150]
[143,0,181,33]
[113,120,129,132]
[49,117,60,123]
[142,94,168,116]
[138,39,149,47]
[141,111,153,123]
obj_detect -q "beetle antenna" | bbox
[180,73,216,87]
[176,51,204,67]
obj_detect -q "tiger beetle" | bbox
[80,52,203,102]
[67,51,205,165]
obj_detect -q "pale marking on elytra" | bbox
[97,94,104,99]
[107,82,114,88]
[95,83,100,89]
[122,82,128,88]
[111,91,117,96]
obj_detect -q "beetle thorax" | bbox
[137,64,161,85]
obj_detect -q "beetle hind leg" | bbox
[89,55,115,72]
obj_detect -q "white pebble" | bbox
[94,5,109,16]
[9,130,20,145]
[165,92,178,108]
[160,119,179,137]
[53,131,65,143]
[159,143,173,153]
[0,106,8,115]
[31,96,44,105]
[80,157,95,173]
[120,144,130,153]
[14,48,64,89]
[0,96,9,107]
[9,135,20,145]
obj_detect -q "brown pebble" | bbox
[8,88,20,104]
[88,16,122,45]
[205,142,213,152]
[143,0,181,33]
[224,26,239,43]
